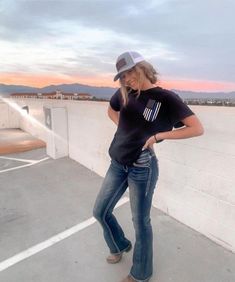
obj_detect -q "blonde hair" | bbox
[119,60,158,106]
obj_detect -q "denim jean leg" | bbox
[93,160,131,254]
[128,155,159,281]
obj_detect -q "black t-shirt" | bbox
[109,86,194,165]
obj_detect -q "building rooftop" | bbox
[0,129,234,282]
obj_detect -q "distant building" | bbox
[75,93,93,100]
[41,92,57,99]
[10,90,93,100]
[10,93,37,98]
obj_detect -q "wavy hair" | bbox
[119,60,158,106]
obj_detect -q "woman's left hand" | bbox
[142,135,156,150]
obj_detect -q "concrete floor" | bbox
[0,128,45,155]
[0,148,234,282]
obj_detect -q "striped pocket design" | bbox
[143,99,161,122]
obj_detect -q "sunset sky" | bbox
[1,0,235,92]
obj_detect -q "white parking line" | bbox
[0,157,50,173]
[0,156,38,163]
[0,196,129,272]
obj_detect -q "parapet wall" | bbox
[0,101,20,128]
[2,98,235,253]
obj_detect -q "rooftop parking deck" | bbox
[0,145,234,282]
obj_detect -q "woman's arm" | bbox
[108,105,119,125]
[143,114,204,149]
[156,114,204,140]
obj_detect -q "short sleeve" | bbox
[165,91,194,125]
[109,89,121,111]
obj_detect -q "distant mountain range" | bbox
[0,83,116,100]
[0,83,235,100]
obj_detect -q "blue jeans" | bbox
[93,148,159,282]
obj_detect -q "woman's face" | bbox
[120,67,140,90]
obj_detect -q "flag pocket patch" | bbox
[143,99,161,122]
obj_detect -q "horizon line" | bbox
[1,81,235,94]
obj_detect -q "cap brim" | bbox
[113,73,122,81]
[113,64,136,81]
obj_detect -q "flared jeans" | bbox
[93,148,159,282]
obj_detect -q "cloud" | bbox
[0,19,178,77]
[0,0,234,86]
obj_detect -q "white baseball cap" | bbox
[114,51,145,81]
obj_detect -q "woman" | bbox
[93,51,204,282]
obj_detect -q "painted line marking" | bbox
[0,157,49,173]
[0,156,40,163]
[0,196,129,272]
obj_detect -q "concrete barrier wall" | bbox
[154,106,235,253]
[4,98,235,253]
[0,101,20,128]
[6,98,115,175]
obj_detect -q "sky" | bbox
[0,0,235,92]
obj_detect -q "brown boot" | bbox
[106,253,123,264]
[106,243,132,264]
[120,275,136,282]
